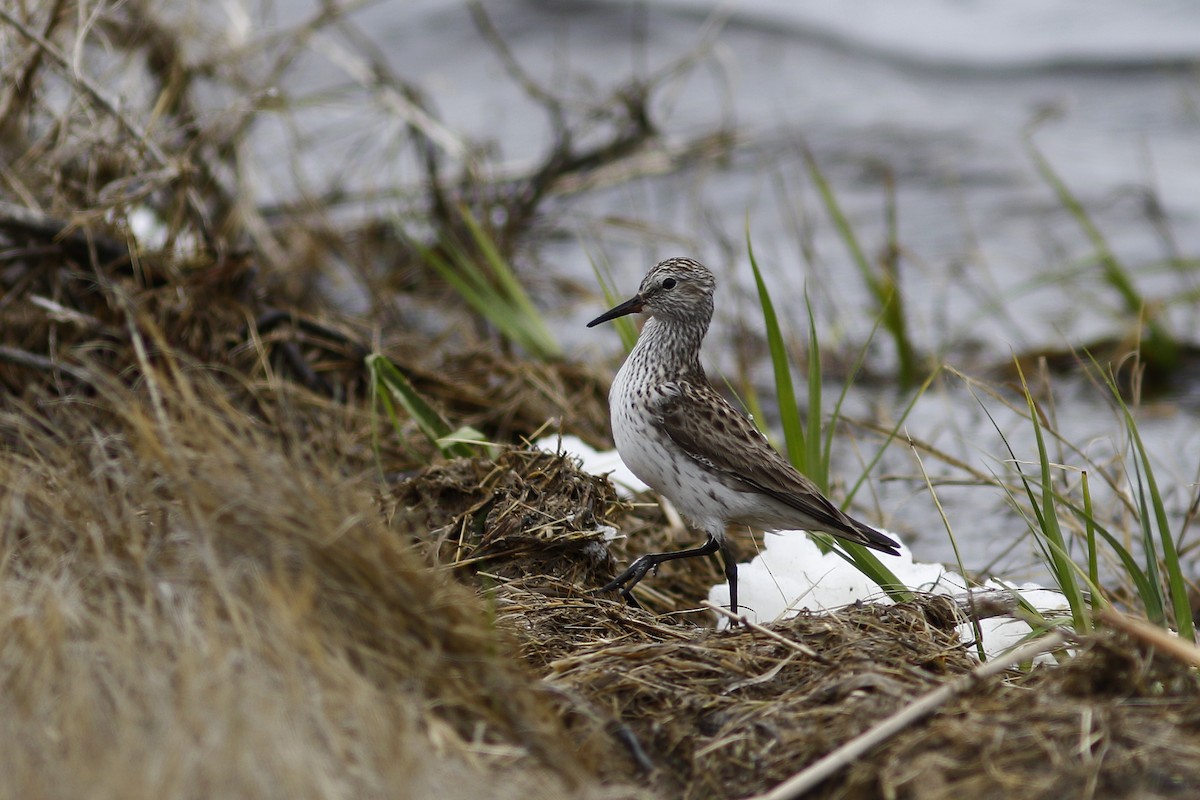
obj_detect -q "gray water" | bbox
[227,0,1200,580]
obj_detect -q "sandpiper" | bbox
[587,257,899,614]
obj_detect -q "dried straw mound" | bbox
[395,445,761,620]
[494,574,1200,800]
[866,630,1200,800]
[398,349,614,446]
[395,447,625,587]
[0,369,646,800]
[4,366,1197,800]
[394,450,1200,800]
[499,587,973,799]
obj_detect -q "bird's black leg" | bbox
[719,539,739,617]
[600,534,720,606]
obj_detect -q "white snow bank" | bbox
[708,531,1066,659]
[538,439,1066,659]
[535,434,649,497]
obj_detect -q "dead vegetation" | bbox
[2,3,1200,799]
[0,371,638,800]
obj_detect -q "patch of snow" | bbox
[595,524,621,543]
[709,531,1067,659]
[549,440,1066,660]
[535,435,649,497]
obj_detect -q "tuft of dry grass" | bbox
[867,630,1200,800]
[394,447,623,585]
[4,3,1200,798]
[491,575,1200,800]
[0,366,643,800]
[503,590,976,799]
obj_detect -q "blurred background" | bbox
[8,0,1200,578]
[223,0,1200,576]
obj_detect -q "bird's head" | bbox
[587,257,716,328]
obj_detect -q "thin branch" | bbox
[743,629,1070,800]
[702,601,831,664]
[1099,607,1200,667]
[0,345,93,383]
[468,1,564,123]
[0,0,67,126]
[0,7,170,169]
[310,32,471,165]
[0,199,129,264]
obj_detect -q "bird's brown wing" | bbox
[650,380,898,553]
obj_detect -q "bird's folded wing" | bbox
[650,380,853,533]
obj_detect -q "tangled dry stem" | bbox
[2,3,1200,799]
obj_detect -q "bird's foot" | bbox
[596,536,723,609]
[596,554,661,608]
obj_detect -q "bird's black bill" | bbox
[586,295,644,327]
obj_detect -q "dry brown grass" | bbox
[4,3,1200,799]
[0,367,645,800]
[399,448,1200,799]
[4,366,1198,800]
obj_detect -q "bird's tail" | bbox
[846,516,901,556]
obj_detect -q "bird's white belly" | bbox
[610,374,761,537]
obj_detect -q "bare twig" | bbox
[0,200,129,264]
[0,0,67,126]
[742,629,1070,800]
[468,2,564,123]
[702,600,831,664]
[1099,607,1200,668]
[0,345,92,383]
[30,295,121,337]
[310,13,459,228]
[310,33,471,165]
[0,7,170,169]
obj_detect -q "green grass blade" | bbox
[746,230,807,472]
[366,353,478,459]
[843,366,939,508]
[458,209,560,355]
[968,376,1158,625]
[803,145,917,387]
[1128,412,1194,639]
[967,371,1090,631]
[878,170,917,388]
[587,254,638,352]
[819,536,912,603]
[1062,497,1158,617]
[367,357,395,475]
[744,230,908,599]
[803,290,826,490]
[424,243,491,309]
[415,208,562,360]
[1086,353,1188,634]
[826,310,886,503]
[912,443,986,659]
[1082,470,1099,622]
[802,146,874,293]
[1025,137,1177,369]
[1014,362,1088,632]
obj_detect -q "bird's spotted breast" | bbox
[610,362,751,538]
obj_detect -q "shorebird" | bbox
[587,257,899,614]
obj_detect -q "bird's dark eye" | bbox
[662,277,677,290]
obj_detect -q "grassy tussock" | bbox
[0,368,613,800]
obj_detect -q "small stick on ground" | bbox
[1099,606,1200,668]
[702,600,831,665]
[742,628,1070,800]
[0,345,93,383]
